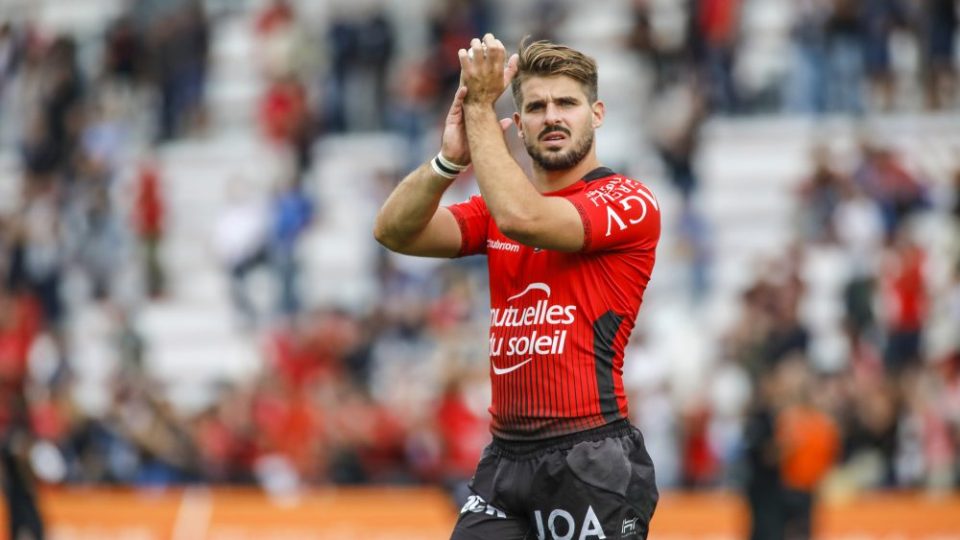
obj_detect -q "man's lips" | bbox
[540,131,569,142]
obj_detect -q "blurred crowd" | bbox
[0,0,958,537]
[630,0,958,115]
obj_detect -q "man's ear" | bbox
[513,112,523,138]
[592,100,605,129]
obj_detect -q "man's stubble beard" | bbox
[524,128,595,172]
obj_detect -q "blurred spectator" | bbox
[107,375,200,485]
[355,9,395,130]
[1,424,45,540]
[675,199,712,303]
[149,2,210,141]
[259,74,314,176]
[0,289,46,539]
[433,376,489,490]
[625,331,681,488]
[67,174,125,302]
[132,158,167,298]
[680,402,719,487]
[43,36,84,172]
[628,0,691,93]
[255,0,294,36]
[776,358,840,540]
[268,176,314,317]
[897,366,956,489]
[852,142,927,236]
[844,374,899,486]
[0,22,23,116]
[651,79,707,200]
[213,178,269,328]
[428,0,496,102]
[825,0,866,114]
[388,58,441,170]
[8,180,65,331]
[325,9,357,133]
[917,0,958,109]
[796,144,849,243]
[254,0,315,83]
[729,255,810,379]
[862,0,905,111]
[834,180,885,338]
[742,367,785,540]
[193,385,257,484]
[690,0,743,113]
[326,7,396,132]
[879,228,928,373]
[784,0,829,113]
[527,0,569,43]
[102,14,145,87]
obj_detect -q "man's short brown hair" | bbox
[511,39,599,106]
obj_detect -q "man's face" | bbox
[515,76,603,171]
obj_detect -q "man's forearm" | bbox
[373,161,453,251]
[463,105,541,236]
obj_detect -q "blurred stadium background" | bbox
[0,0,959,538]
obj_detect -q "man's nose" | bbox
[544,103,562,125]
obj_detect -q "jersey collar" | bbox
[582,167,616,183]
[542,167,617,196]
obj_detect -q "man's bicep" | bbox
[515,198,585,252]
[394,207,463,258]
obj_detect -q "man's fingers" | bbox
[481,34,505,64]
[503,53,519,87]
[448,86,467,116]
[470,38,483,60]
[499,118,513,132]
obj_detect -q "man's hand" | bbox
[440,83,513,167]
[439,85,472,166]
[458,33,519,108]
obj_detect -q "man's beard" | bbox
[524,126,594,171]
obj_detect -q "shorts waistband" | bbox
[491,419,634,460]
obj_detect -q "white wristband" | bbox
[430,157,458,180]
[436,153,468,173]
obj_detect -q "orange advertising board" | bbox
[2,487,958,539]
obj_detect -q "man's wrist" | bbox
[462,101,497,114]
[430,152,469,180]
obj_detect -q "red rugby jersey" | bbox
[447,168,661,440]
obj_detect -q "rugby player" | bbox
[375,34,660,540]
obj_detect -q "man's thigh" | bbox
[450,491,530,540]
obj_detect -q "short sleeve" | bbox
[446,195,490,257]
[565,177,661,253]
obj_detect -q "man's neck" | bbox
[532,154,603,193]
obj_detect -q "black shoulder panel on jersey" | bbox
[582,167,616,183]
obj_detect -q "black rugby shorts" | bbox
[450,420,658,540]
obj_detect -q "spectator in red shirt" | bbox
[133,158,166,298]
[880,228,928,373]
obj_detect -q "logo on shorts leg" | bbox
[621,517,639,537]
[460,494,507,519]
[533,505,606,539]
